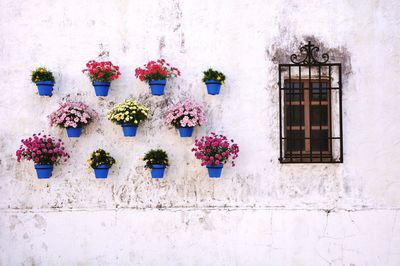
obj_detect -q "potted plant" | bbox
[16,132,69,179]
[87,149,116,179]
[82,60,121,96]
[48,101,98,138]
[202,68,226,95]
[134,59,180,96]
[31,67,55,96]
[192,133,239,178]
[164,100,206,138]
[142,149,169,178]
[107,99,149,137]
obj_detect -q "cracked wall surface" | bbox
[0,0,399,264]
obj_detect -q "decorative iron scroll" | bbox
[289,41,330,65]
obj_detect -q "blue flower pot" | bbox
[149,80,166,96]
[178,127,194,137]
[205,79,222,95]
[93,164,110,179]
[121,123,137,137]
[206,164,224,178]
[36,81,54,96]
[34,164,53,179]
[93,81,110,96]
[151,164,165,178]
[66,127,82,138]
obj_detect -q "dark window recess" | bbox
[311,130,329,151]
[278,41,343,163]
[310,106,328,126]
[286,106,304,126]
[286,130,305,151]
[285,82,304,101]
[311,82,328,101]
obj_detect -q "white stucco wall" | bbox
[0,0,399,265]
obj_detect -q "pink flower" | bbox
[192,133,239,167]
[164,100,206,128]
[15,132,69,165]
[48,101,97,129]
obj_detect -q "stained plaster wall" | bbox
[0,0,399,265]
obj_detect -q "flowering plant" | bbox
[164,100,206,128]
[134,59,180,82]
[142,149,169,169]
[31,67,55,83]
[48,101,98,128]
[82,60,121,82]
[87,149,116,168]
[16,132,69,165]
[202,68,225,84]
[192,133,239,167]
[107,99,149,126]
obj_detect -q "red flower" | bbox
[83,60,121,82]
[134,59,180,83]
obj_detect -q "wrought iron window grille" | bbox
[278,41,343,163]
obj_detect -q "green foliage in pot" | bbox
[142,149,169,169]
[31,67,55,83]
[87,149,116,168]
[202,68,225,83]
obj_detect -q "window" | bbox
[278,42,343,163]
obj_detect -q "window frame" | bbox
[278,41,343,164]
[283,79,332,159]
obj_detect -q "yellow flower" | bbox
[217,76,221,80]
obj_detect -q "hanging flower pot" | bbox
[203,68,226,95]
[192,133,239,178]
[142,149,169,179]
[82,60,121,97]
[92,81,111,96]
[16,132,70,179]
[34,164,54,179]
[36,81,55,96]
[150,164,166,178]
[31,67,55,96]
[121,123,138,137]
[164,100,206,138]
[135,59,180,96]
[178,127,194,137]
[149,79,166,96]
[93,164,110,178]
[88,149,116,179]
[205,79,222,95]
[206,164,224,178]
[107,99,149,137]
[49,101,98,139]
[66,127,82,138]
